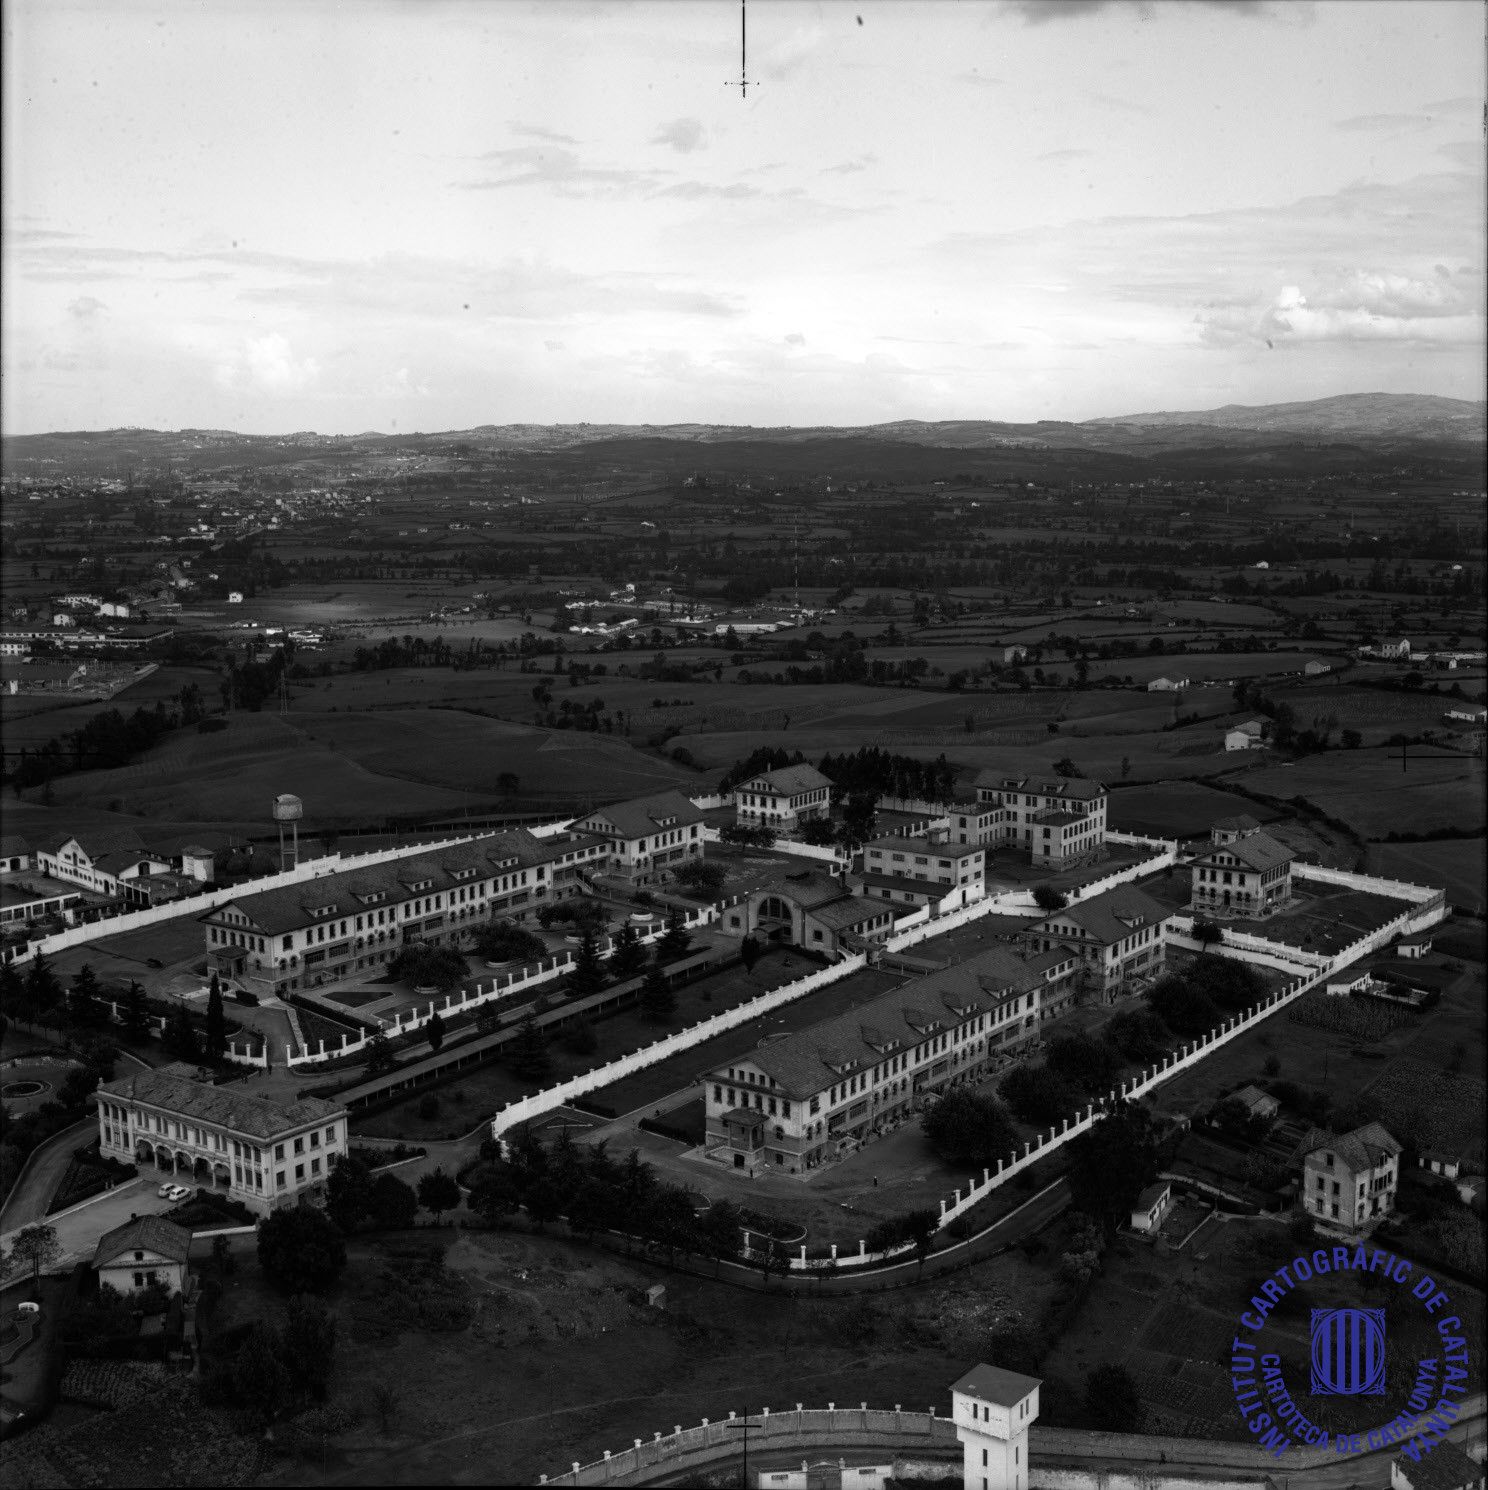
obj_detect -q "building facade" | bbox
[722,868,896,958]
[1020,883,1174,999]
[733,764,834,828]
[858,836,986,909]
[573,790,705,881]
[96,1066,349,1216]
[1301,1122,1401,1230]
[202,828,604,998]
[971,773,1108,869]
[1190,823,1294,918]
[35,829,172,903]
[93,1215,192,1296]
[952,1363,1040,1490]
[702,944,1078,1173]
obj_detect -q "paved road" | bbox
[0,1176,182,1273]
[0,1118,94,1234]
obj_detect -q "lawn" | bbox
[1367,837,1487,911]
[1106,781,1284,839]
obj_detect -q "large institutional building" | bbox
[702,944,1078,1174]
[970,771,1109,868]
[201,826,605,998]
[95,1064,349,1216]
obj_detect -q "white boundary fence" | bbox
[285,909,715,1068]
[489,955,868,1143]
[4,825,577,968]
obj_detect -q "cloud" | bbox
[784,332,806,346]
[509,121,579,145]
[1038,148,1092,161]
[1437,140,1483,167]
[215,333,320,394]
[1197,272,1483,347]
[651,117,706,154]
[822,155,876,175]
[544,340,566,352]
[68,296,108,319]
[462,145,665,196]
[957,69,1008,87]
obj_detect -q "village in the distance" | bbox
[0,403,1483,1488]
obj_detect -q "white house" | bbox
[952,1362,1040,1490]
[1300,1122,1401,1231]
[1130,1181,1173,1234]
[858,836,986,910]
[93,1214,193,1296]
[1020,883,1174,1000]
[1147,676,1189,692]
[1225,720,1266,751]
[1190,823,1294,918]
[574,790,706,882]
[1303,659,1332,676]
[36,828,173,903]
[971,772,1108,869]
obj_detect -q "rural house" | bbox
[96,1066,349,1216]
[1299,1121,1401,1230]
[1147,675,1189,692]
[1130,1181,1174,1234]
[732,763,833,829]
[702,944,1078,1173]
[93,1215,193,1296]
[35,828,173,903]
[1225,720,1266,751]
[1020,883,1174,1000]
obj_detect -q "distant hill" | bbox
[1082,392,1485,443]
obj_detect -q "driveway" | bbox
[0,1176,183,1275]
[0,1118,93,1234]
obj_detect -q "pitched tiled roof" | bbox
[38,827,151,862]
[971,770,1105,802]
[951,1362,1041,1407]
[0,834,29,858]
[1390,1436,1482,1490]
[98,1069,344,1141]
[741,763,833,797]
[1302,1121,1402,1173]
[94,1214,194,1267]
[760,870,847,910]
[579,790,704,840]
[723,946,1050,1099]
[857,871,958,899]
[1198,831,1293,873]
[1027,883,1172,947]
[199,830,576,936]
[808,896,891,930]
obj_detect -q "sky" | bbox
[3,0,1484,434]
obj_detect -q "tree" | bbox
[639,959,676,1023]
[325,1155,375,1233]
[1000,1064,1084,1126]
[507,1018,551,1081]
[658,910,692,962]
[797,816,839,846]
[68,964,102,1029]
[1052,756,1082,778]
[389,943,467,993]
[567,931,609,997]
[468,1168,522,1228]
[1341,729,1362,750]
[1192,919,1224,949]
[417,1167,462,1220]
[838,790,879,847]
[1044,1033,1123,1094]
[1120,756,1131,780]
[1106,1009,1169,1064]
[235,1320,290,1427]
[364,1029,397,1076]
[921,1089,1016,1167]
[561,1016,598,1055]
[162,1003,200,1061]
[1146,973,1220,1038]
[1032,884,1069,913]
[24,954,63,1027]
[697,1199,744,1274]
[739,935,762,975]
[204,971,228,1059]
[425,1011,446,1053]
[523,1178,563,1230]
[257,1207,347,1293]
[903,1208,939,1276]
[9,1223,60,1290]
[369,1172,419,1230]
[674,858,727,898]
[606,921,648,982]
[1068,1103,1160,1238]
[279,1294,337,1405]
[473,921,545,965]
[120,980,151,1043]
[1084,1363,1143,1433]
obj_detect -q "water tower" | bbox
[273,793,304,871]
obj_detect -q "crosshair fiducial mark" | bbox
[726,0,758,97]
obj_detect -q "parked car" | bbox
[158,1183,190,1202]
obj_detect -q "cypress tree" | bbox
[204,971,228,1058]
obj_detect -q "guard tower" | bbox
[273,793,303,871]
[952,1362,1041,1490]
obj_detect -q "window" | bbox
[294,1137,304,1155]
[275,1143,285,1161]
[295,1164,305,1181]
[276,1170,285,1189]
[311,1157,321,1175]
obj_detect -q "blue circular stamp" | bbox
[1229,1242,1473,1466]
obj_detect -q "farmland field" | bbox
[1243,746,1485,839]
[1105,780,1284,838]
[1366,837,1487,910]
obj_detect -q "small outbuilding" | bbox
[93,1214,193,1296]
[1130,1181,1173,1234]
